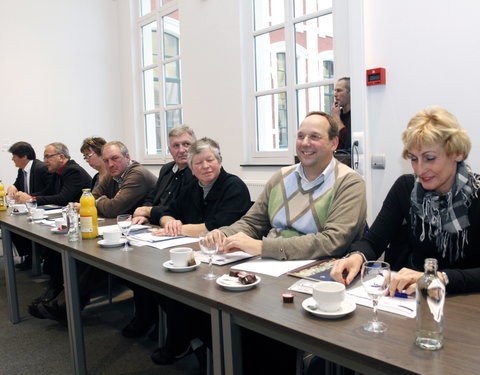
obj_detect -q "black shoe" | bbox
[28,303,46,319]
[31,285,63,306]
[15,255,32,271]
[37,301,67,322]
[121,317,154,338]
[151,347,175,365]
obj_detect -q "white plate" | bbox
[216,274,261,291]
[302,297,356,319]
[163,259,200,272]
[97,239,127,248]
[11,210,28,215]
[51,228,68,234]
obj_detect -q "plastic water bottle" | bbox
[66,202,80,242]
[415,258,445,350]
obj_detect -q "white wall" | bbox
[363,0,480,217]
[0,0,122,185]
[3,0,480,221]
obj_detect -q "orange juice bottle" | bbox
[79,188,98,239]
[0,180,7,211]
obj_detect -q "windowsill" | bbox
[240,163,292,167]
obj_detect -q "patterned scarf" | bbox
[410,162,480,262]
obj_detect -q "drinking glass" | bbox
[6,195,16,215]
[199,232,218,280]
[117,214,132,251]
[26,198,37,220]
[361,261,391,333]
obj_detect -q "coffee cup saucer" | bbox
[302,297,356,319]
[163,259,200,272]
[97,239,127,248]
[51,227,68,234]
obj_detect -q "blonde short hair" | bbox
[402,106,471,160]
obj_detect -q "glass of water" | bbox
[117,214,133,251]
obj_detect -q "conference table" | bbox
[1,211,480,375]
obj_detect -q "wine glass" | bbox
[6,195,16,215]
[199,232,219,280]
[26,198,37,220]
[117,214,132,252]
[361,261,391,333]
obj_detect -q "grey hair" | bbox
[102,141,129,157]
[46,142,70,159]
[168,125,196,143]
[187,137,222,168]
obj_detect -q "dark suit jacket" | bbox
[144,161,195,225]
[164,167,252,230]
[32,159,92,206]
[13,159,52,194]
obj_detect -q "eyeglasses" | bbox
[43,153,59,160]
[83,152,95,160]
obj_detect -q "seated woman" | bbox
[153,137,252,238]
[135,138,252,370]
[308,106,480,375]
[330,105,480,294]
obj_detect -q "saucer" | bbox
[11,210,28,215]
[163,259,200,272]
[302,297,356,319]
[216,274,261,291]
[97,239,127,248]
[51,228,68,234]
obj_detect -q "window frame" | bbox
[242,0,343,165]
[135,0,182,164]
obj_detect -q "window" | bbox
[137,0,182,160]
[247,0,334,163]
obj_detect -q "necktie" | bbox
[23,170,29,194]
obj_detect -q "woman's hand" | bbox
[204,230,227,251]
[388,267,423,296]
[330,254,364,286]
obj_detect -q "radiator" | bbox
[244,180,266,201]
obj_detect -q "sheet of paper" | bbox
[345,278,416,318]
[98,224,149,235]
[45,208,64,215]
[129,236,199,250]
[129,232,183,243]
[195,251,254,265]
[231,258,315,277]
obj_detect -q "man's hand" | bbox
[204,229,227,251]
[133,206,152,218]
[14,191,32,204]
[162,219,183,237]
[222,232,262,256]
[132,216,149,225]
[330,254,364,286]
[7,185,18,196]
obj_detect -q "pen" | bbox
[394,291,410,298]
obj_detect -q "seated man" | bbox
[124,125,197,338]
[30,141,157,321]
[132,125,196,225]
[15,142,92,315]
[93,141,157,217]
[207,111,367,373]
[7,141,52,270]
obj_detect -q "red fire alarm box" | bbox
[366,67,386,86]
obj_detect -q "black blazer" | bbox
[32,159,92,206]
[164,167,252,230]
[13,159,52,194]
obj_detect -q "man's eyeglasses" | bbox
[43,153,59,160]
[83,153,95,161]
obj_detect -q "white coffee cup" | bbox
[103,229,122,244]
[55,218,67,230]
[31,208,45,220]
[312,281,346,312]
[169,247,194,267]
